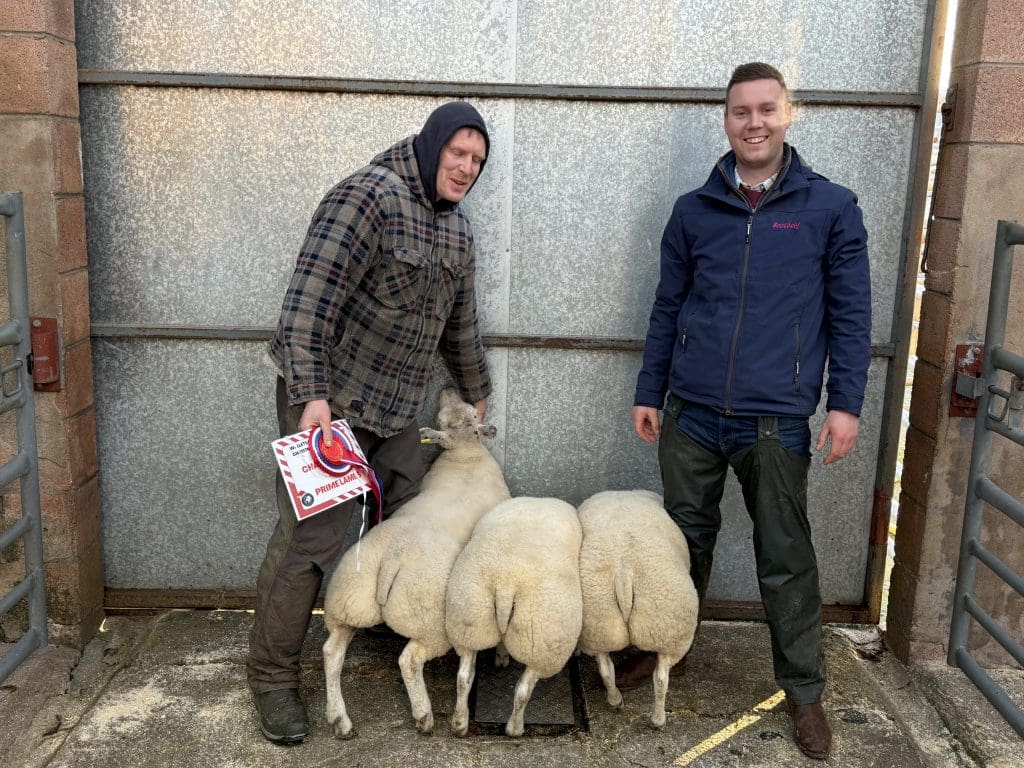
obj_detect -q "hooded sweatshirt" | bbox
[269,103,492,436]
[414,101,490,210]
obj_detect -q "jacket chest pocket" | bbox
[433,251,467,319]
[368,246,427,311]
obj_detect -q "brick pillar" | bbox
[0,1,103,648]
[889,0,1024,666]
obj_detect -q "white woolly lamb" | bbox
[577,489,698,729]
[322,388,510,738]
[445,496,583,737]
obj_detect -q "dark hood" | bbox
[413,102,490,211]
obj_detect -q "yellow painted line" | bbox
[674,690,787,766]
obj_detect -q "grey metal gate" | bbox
[948,219,1024,737]
[0,192,48,683]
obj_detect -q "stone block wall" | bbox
[889,0,1024,666]
[0,0,103,648]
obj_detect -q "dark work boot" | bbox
[614,652,687,691]
[255,688,309,744]
[787,699,831,760]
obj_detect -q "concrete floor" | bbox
[1,610,1022,768]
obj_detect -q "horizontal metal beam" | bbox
[970,540,1024,600]
[90,324,898,357]
[77,70,922,108]
[953,646,1024,739]
[0,512,30,555]
[102,587,872,623]
[0,451,30,490]
[976,476,1024,528]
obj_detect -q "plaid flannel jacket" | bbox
[268,136,491,437]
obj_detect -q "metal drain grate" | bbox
[468,649,589,736]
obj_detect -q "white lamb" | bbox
[445,496,583,737]
[322,388,510,738]
[577,489,698,729]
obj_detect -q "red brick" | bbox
[972,66,1024,143]
[55,338,94,418]
[0,1,75,40]
[0,35,78,117]
[893,492,927,576]
[932,143,968,219]
[953,0,1024,68]
[52,120,83,194]
[915,291,954,368]
[40,476,100,561]
[900,425,936,505]
[907,360,944,439]
[59,268,90,346]
[65,407,98,486]
[56,195,87,273]
[922,217,961,295]
[44,537,103,628]
[884,562,918,664]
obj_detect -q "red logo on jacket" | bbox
[772,221,801,230]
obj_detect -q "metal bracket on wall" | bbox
[29,317,61,392]
[951,343,985,417]
[940,83,957,135]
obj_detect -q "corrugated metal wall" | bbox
[77,1,939,610]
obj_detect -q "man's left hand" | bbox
[815,409,859,465]
[474,398,487,423]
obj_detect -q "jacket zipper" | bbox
[793,323,801,391]
[722,215,753,414]
[718,160,788,414]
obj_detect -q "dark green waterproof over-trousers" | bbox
[658,396,825,705]
[246,378,425,695]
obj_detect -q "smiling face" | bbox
[724,78,792,183]
[435,127,487,203]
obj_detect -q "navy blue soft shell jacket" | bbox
[635,146,871,417]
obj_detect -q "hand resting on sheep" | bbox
[322,388,510,738]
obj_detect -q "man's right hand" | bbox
[299,399,334,445]
[632,406,661,443]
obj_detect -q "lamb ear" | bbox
[476,424,497,439]
[420,427,454,449]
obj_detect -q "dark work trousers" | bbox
[658,395,825,705]
[247,378,425,695]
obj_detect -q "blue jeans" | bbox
[675,398,812,459]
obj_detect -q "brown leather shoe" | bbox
[614,652,687,691]
[787,699,831,760]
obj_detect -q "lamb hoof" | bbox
[416,712,434,734]
[331,717,356,740]
[505,722,524,738]
[450,717,469,737]
[608,693,623,711]
[610,702,624,713]
[649,716,666,731]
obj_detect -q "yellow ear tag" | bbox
[420,437,432,444]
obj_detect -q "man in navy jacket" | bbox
[629,62,871,760]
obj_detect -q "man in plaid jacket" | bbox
[248,102,492,744]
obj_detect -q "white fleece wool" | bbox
[445,496,583,737]
[576,489,699,728]
[322,389,510,738]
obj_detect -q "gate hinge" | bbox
[955,371,986,399]
[940,83,957,135]
[950,343,984,417]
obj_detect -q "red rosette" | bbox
[308,426,354,476]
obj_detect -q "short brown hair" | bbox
[726,62,790,106]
